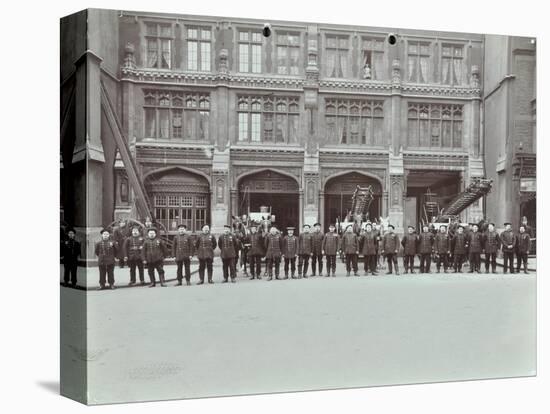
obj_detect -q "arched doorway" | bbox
[324,172,383,229]
[238,170,300,231]
[144,168,210,234]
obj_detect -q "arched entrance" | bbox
[144,168,210,233]
[324,172,383,229]
[238,170,300,231]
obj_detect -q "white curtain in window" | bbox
[251,113,261,142]
[275,114,287,143]
[419,119,430,146]
[251,45,261,73]
[363,117,372,145]
[145,108,156,137]
[408,56,416,82]
[373,118,383,146]
[408,119,418,147]
[339,51,348,77]
[161,40,171,69]
[277,46,287,74]
[453,59,462,85]
[288,115,298,143]
[290,47,299,75]
[442,120,452,147]
[159,109,170,138]
[326,116,336,142]
[372,52,384,80]
[419,56,429,83]
[185,111,197,139]
[441,58,451,84]
[326,50,336,77]
[147,40,158,67]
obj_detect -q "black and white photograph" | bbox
[56,7,540,405]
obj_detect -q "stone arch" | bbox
[143,165,211,185]
[235,167,301,190]
[322,169,384,191]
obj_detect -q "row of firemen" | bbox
[60,219,532,289]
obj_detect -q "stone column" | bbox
[319,190,325,227]
[211,149,230,235]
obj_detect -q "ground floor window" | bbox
[153,193,208,232]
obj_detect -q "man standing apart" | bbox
[61,227,81,287]
[123,225,145,286]
[219,225,240,283]
[298,224,313,278]
[382,224,400,275]
[172,224,194,286]
[500,222,516,274]
[401,225,418,274]
[311,223,324,276]
[322,224,340,277]
[341,225,360,276]
[95,228,118,290]
[195,225,217,284]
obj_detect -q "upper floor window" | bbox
[441,44,464,85]
[276,32,300,75]
[143,90,210,141]
[407,41,431,83]
[186,27,211,71]
[407,103,463,149]
[325,99,384,145]
[237,96,300,144]
[325,35,349,78]
[238,30,262,73]
[145,23,173,69]
[361,38,385,80]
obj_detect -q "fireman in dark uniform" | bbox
[516,224,531,274]
[418,225,435,273]
[282,226,298,279]
[323,224,340,277]
[401,225,418,274]
[341,224,360,276]
[381,224,400,275]
[172,224,194,286]
[123,225,145,285]
[265,226,283,280]
[434,225,451,273]
[141,227,168,287]
[95,228,118,290]
[500,222,516,274]
[298,224,313,278]
[195,225,217,284]
[451,225,468,273]
[360,223,378,276]
[482,222,500,273]
[245,224,265,280]
[219,225,240,283]
[61,227,81,287]
[311,223,324,276]
[467,223,483,273]
[113,219,130,268]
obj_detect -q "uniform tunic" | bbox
[517,233,531,254]
[195,234,217,259]
[298,233,313,255]
[382,233,400,254]
[265,234,283,259]
[434,233,451,253]
[360,232,378,255]
[467,232,483,253]
[500,230,517,252]
[172,234,194,261]
[312,232,324,255]
[483,231,501,253]
[141,238,168,263]
[451,233,468,255]
[95,240,118,266]
[124,236,144,260]
[246,233,265,257]
[418,232,434,254]
[322,232,340,255]
[218,234,239,259]
[341,233,359,254]
[283,235,298,258]
[401,234,418,255]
